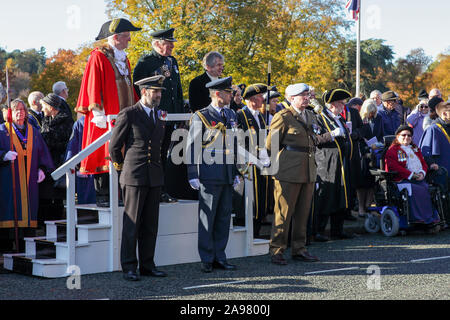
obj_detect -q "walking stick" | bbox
[5,67,20,253]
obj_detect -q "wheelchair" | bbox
[364,136,449,237]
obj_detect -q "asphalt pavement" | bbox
[1,214,449,303]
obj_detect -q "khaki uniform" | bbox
[266,106,331,256]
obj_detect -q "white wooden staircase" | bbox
[2,114,270,278]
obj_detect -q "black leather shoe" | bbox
[314,234,329,242]
[344,214,357,221]
[201,263,213,273]
[140,268,167,277]
[123,270,139,281]
[160,192,178,203]
[330,232,356,240]
[213,260,236,270]
[96,200,110,208]
[292,251,320,262]
[271,254,288,265]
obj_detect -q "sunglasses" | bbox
[419,105,428,109]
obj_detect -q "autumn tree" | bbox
[105,0,350,99]
[422,53,450,97]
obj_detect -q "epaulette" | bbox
[279,108,293,117]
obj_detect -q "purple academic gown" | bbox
[419,122,450,173]
[0,123,54,228]
[64,116,96,204]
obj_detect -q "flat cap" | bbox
[206,76,233,92]
[242,83,268,100]
[381,91,398,102]
[135,75,166,90]
[322,88,351,104]
[41,93,61,110]
[150,28,177,42]
[285,83,309,97]
[96,18,141,41]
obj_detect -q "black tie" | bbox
[220,109,227,124]
[149,109,155,133]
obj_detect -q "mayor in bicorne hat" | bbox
[96,18,142,41]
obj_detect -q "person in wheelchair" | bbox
[384,125,440,232]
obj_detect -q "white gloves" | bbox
[259,148,271,167]
[3,151,18,161]
[331,127,345,138]
[189,179,200,190]
[37,169,45,183]
[91,109,107,129]
[233,175,241,189]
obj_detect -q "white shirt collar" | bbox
[206,72,218,81]
[140,101,155,118]
[211,104,224,117]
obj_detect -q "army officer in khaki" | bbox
[266,83,344,265]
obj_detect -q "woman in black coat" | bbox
[38,94,74,223]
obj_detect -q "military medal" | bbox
[158,110,168,121]
[312,124,321,135]
[161,64,171,78]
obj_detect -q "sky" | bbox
[0,0,448,61]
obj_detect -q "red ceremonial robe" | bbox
[75,45,138,174]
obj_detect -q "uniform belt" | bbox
[284,145,314,153]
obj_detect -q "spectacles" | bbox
[419,105,428,109]
[399,134,411,137]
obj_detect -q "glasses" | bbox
[399,134,412,137]
[419,105,428,109]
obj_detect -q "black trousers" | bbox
[120,184,161,273]
[315,208,347,236]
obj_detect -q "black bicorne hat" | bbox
[242,83,268,100]
[322,88,352,104]
[96,18,141,41]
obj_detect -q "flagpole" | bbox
[356,0,361,98]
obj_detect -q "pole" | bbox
[266,61,271,126]
[5,67,20,253]
[355,1,361,98]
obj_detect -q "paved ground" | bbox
[1,213,449,306]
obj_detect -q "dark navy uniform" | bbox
[109,82,166,275]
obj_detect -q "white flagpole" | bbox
[356,0,361,98]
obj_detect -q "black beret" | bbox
[206,76,233,92]
[418,89,429,99]
[347,97,364,108]
[381,91,398,101]
[134,75,166,90]
[428,97,443,112]
[395,124,413,136]
[96,18,141,41]
[243,83,268,100]
[322,88,352,104]
[42,93,61,110]
[150,28,177,42]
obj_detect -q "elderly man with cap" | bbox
[75,18,141,208]
[313,88,355,242]
[109,75,168,281]
[133,28,182,204]
[189,51,225,112]
[187,76,240,273]
[266,83,336,265]
[235,83,270,237]
[27,91,45,129]
[378,90,401,136]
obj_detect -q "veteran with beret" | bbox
[109,75,168,281]
[187,76,240,273]
[266,83,334,265]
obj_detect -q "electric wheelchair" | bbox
[364,136,449,237]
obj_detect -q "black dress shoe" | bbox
[314,234,329,242]
[330,232,356,240]
[160,192,178,203]
[201,263,213,273]
[213,260,237,270]
[271,254,288,265]
[292,251,320,262]
[123,270,139,281]
[96,200,110,208]
[140,268,168,277]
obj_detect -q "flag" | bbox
[345,0,360,21]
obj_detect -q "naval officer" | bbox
[109,75,168,281]
[187,76,240,273]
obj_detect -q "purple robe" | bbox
[0,123,54,228]
[419,122,450,173]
